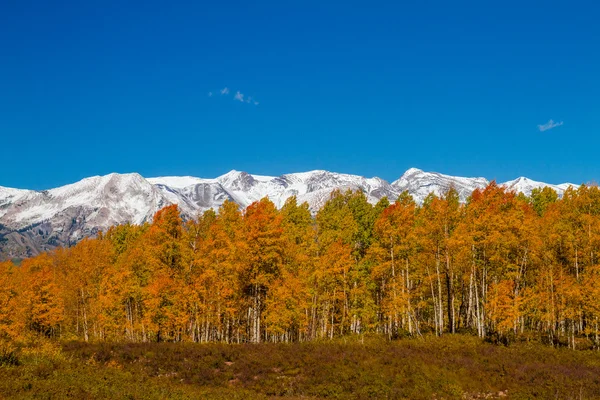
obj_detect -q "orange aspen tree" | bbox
[0,261,23,342]
[264,197,315,342]
[241,198,284,343]
[21,254,64,338]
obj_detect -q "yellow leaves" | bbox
[143,271,188,341]
[151,204,183,239]
[242,198,284,287]
[20,255,65,337]
[581,265,600,316]
[264,272,309,337]
[0,261,23,341]
[316,240,352,286]
[487,279,521,335]
[316,190,360,248]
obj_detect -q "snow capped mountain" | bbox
[392,168,489,203]
[2,173,191,230]
[280,170,396,212]
[0,173,195,259]
[0,168,581,259]
[389,169,575,203]
[0,186,34,218]
[151,170,397,213]
[502,177,575,197]
[0,186,30,201]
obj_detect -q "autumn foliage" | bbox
[3,183,600,348]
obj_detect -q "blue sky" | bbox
[1,0,599,190]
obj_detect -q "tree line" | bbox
[1,182,600,348]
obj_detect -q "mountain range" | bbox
[0,168,578,260]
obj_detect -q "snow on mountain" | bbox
[392,168,489,203]
[147,176,210,189]
[281,170,397,212]
[0,173,199,259]
[556,183,578,191]
[155,180,234,214]
[2,173,187,230]
[0,186,34,218]
[148,170,397,214]
[0,168,581,259]
[0,186,30,200]
[500,177,576,197]
[169,170,397,213]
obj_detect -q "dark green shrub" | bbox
[0,347,20,366]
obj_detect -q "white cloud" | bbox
[538,119,563,132]
[211,87,259,105]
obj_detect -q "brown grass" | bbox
[1,335,599,399]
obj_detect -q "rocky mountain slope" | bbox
[0,168,577,259]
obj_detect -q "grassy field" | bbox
[1,335,600,399]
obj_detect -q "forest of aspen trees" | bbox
[2,182,600,349]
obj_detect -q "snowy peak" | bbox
[0,186,32,202]
[274,170,396,212]
[0,172,193,232]
[500,176,574,197]
[392,168,489,203]
[0,186,30,198]
[218,170,261,191]
[283,170,389,193]
[501,176,541,193]
[48,173,146,201]
[401,167,425,177]
[0,186,34,218]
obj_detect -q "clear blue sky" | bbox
[1,0,599,190]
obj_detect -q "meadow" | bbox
[2,335,600,399]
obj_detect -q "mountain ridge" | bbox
[0,168,579,260]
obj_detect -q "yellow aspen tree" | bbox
[0,261,24,342]
[21,254,64,338]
